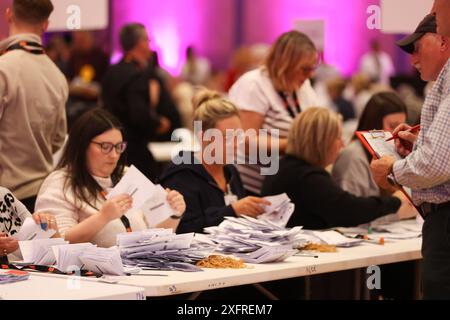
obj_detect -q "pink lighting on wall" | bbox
[112,0,394,76]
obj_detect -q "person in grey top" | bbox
[333,92,407,199]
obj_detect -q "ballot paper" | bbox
[141,185,177,227]
[18,238,68,265]
[79,247,124,276]
[106,165,158,212]
[52,243,95,273]
[107,166,175,226]
[12,217,56,241]
[257,193,295,228]
[308,230,363,247]
[204,215,310,263]
[369,220,422,240]
[118,229,215,272]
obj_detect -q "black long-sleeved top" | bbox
[261,155,401,230]
[102,59,161,142]
[159,152,246,234]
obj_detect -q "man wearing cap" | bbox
[371,14,450,299]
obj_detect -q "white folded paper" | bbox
[52,243,95,272]
[12,217,56,241]
[106,165,175,226]
[18,238,68,265]
[79,247,124,276]
[257,193,295,228]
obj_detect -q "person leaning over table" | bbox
[371,12,450,300]
[159,89,271,234]
[0,187,59,263]
[34,108,186,248]
[261,107,414,230]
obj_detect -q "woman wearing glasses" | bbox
[228,30,323,196]
[34,108,185,247]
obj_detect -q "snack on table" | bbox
[196,255,246,269]
[299,243,337,253]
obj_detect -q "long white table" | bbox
[113,237,421,297]
[0,273,145,300]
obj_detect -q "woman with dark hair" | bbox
[333,92,411,199]
[35,108,185,247]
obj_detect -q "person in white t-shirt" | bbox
[359,39,395,86]
[228,31,321,195]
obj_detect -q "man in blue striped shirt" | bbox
[371,13,450,299]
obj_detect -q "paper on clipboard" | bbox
[356,131,403,161]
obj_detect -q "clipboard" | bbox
[356,130,422,218]
[355,130,402,161]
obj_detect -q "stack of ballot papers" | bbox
[12,217,56,241]
[106,165,178,227]
[52,243,95,273]
[118,229,216,272]
[204,215,307,263]
[369,220,422,240]
[302,230,364,247]
[18,238,68,265]
[0,270,30,285]
[257,193,295,228]
[79,247,124,276]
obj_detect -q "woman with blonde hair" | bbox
[159,89,270,234]
[262,107,409,230]
[229,30,322,195]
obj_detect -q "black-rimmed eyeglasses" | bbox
[91,141,128,154]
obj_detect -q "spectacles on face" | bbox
[91,141,128,154]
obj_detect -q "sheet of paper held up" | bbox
[257,193,295,228]
[106,165,174,226]
[12,217,56,241]
[361,132,403,161]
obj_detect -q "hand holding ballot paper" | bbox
[106,166,185,228]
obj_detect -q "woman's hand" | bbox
[0,233,19,255]
[32,212,61,238]
[232,196,271,218]
[166,189,186,217]
[99,194,133,222]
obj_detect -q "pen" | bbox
[294,252,319,258]
[385,125,421,142]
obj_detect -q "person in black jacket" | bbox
[159,89,270,234]
[102,23,177,180]
[262,107,409,230]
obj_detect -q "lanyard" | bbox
[278,91,302,118]
[100,191,133,233]
[1,263,102,278]
[2,41,45,56]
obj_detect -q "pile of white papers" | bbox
[79,247,124,276]
[257,193,295,228]
[107,166,177,227]
[369,220,422,240]
[204,215,306,263]
[18,238,68,265]
[52,243,95,273]
[118,229,216,272]
[303,230,364,247]
[12,217,56,241]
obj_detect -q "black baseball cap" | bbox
[396,14,437,54]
